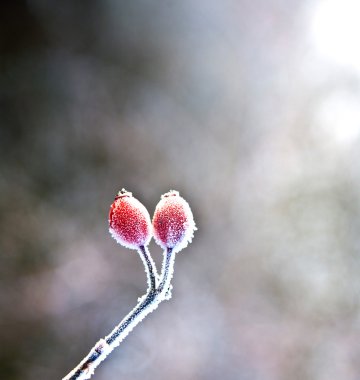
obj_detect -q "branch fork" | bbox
[63,246,175,380]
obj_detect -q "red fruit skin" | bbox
[152,190,196,253]
[109,190,152,249]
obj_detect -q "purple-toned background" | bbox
[2,1,360,379]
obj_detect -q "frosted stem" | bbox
[158,247,175,294]
[62,247,176,380]
[138,245,158,292]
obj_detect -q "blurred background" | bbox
[1,0,360,379]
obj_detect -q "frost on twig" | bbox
[63,246,176,380]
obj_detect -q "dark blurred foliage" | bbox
[1,0,360,379]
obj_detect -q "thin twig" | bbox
[62,247,175,380]
[138,245,158,292]
[158,247,174,294]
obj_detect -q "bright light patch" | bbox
[310,0,360,70]
[314,91,360,145]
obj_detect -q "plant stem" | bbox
[138,245,158,292]
[62,247,175,380]
[158,247,174,294]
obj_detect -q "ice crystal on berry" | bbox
[152,190,196,253]
[109,189,152,249]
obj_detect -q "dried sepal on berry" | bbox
[152,190,196,253]
[109,189,152,250]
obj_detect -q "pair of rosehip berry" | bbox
[109,189,196,253]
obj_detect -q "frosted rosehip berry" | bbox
[152,190,196,253]
[109,189,152,250]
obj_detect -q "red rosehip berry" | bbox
[152,190,196,253]
[109,189,152,249]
